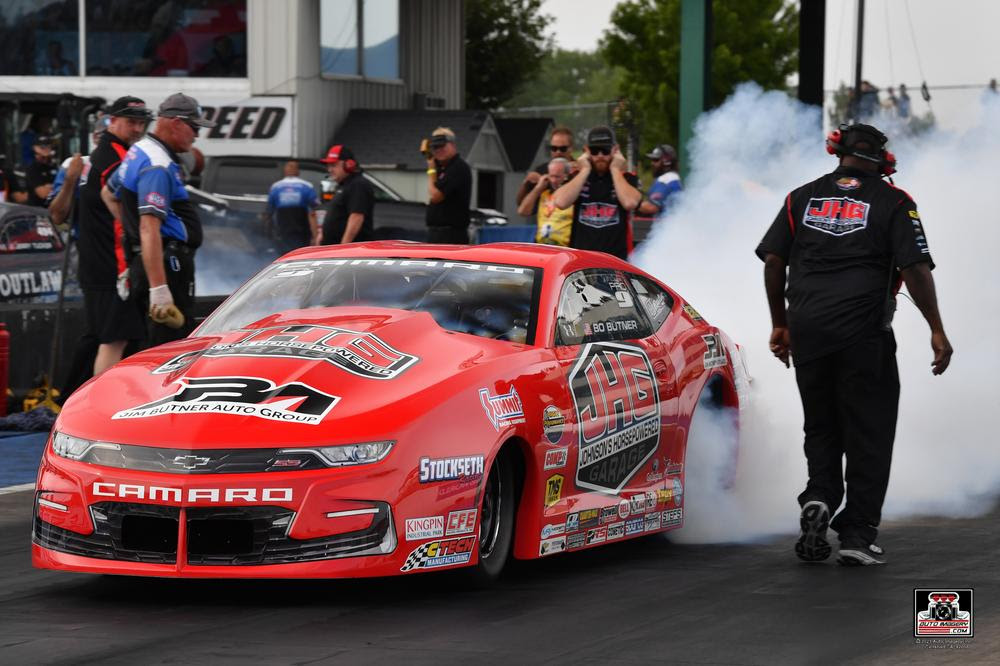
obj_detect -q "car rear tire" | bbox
[471,451,515,583]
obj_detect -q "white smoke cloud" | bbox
[636,83,1000,543]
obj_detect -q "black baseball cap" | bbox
[107,95,153,120]
[586,125,616,148]
[646,144,677,161]
[158,93,216,128]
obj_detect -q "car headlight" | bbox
[52,431,121,461]
[280,441,394,467]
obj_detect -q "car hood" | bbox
[59,308,527,448]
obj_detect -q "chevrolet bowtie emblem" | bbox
[172,454,211,469]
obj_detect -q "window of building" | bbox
[0,0,80,76]
[321,0,399,80]
[85,0,247,77]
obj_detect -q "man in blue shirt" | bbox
[637,144,682,220]
[104,93,214,345]
[265,160,319,252]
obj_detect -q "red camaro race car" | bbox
[33,242,748,580]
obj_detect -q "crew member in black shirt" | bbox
[756,123,952,566]
[552,125,641,260]
[25,136,59,207]
[78,97,153,380]
[425,127,472,244]
[319,145,374,244]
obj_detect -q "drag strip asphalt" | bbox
[1,489,996,665]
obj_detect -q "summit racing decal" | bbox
[112,376,339,425]
[479,387,525,430]
[570,342,661,494]
[154,325,418,379]
[802,197,870,236]
[400,536,477,571]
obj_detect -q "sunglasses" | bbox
[549,144,571,152]
[172,116,201,133]
[588,146,611,156]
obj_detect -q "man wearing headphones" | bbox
[320,144,374,244]
[756,123,952,566]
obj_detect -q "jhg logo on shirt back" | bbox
[570,342,661,494]
[112,376,340,425]
[153,325,418,379]
[802,197,870,236]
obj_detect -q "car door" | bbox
[553,268,670,514]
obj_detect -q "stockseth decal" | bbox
[153,325,418,379]
[405,516,444,541]
[542,405,565,444]
[400,536,477,571]
[419,455,485,483]
[480,387,525,430]
[544,474,564,507]
[543,447,568,470]
[570,342,661,494]
[802,197,870,236]
[112,376,339,425]
[445,509,477,536]
[702,332,728,369]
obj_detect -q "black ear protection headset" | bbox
[330,145,358,173]
[826,123,897,178]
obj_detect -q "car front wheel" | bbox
[473,452,515,582]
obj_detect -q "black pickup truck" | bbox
[196,155,507,242]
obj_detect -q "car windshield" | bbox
[198,258,541,344]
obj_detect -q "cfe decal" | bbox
[802,197,870,236]
[570,342,661,494]
[112,376,339,425]
[400,536,477,571]
[479,387,525,430]
[702,332,728,369]
[153,325,418,379]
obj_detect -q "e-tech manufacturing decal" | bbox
[570,342,661,494]
[480,387,525,430]
[400,536,477,571]
[802,197,870,236]
[112,376,340,425]
[153,325,418,379]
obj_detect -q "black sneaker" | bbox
[838,540,887,566]
[795,500,831,562]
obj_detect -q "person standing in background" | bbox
[425,127,472,244]
[265,160,320,252]
[515,125,575,207]
[320,145,375,245]
[637,144,682,220]
[517,157,573,246]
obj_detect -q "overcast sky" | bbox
[541,0,1000,130]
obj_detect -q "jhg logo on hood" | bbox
[570,342,660,494]
[802,197,870,236]
[112,376,340,425]
[154,325,418,380]
[92,482,292,504]
[479,387,525,431]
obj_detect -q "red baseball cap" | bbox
[320,144,355,164]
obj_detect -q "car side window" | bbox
[628,274,674,331]
[555,269,652,345]
[0,215,62,254]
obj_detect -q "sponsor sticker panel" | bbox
[405,516,444,541]
[400,536,477,572]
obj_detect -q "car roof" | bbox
[274,241,649,278]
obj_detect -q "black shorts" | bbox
[83,288,146,344]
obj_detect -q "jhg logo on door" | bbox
[570,342,660,494]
